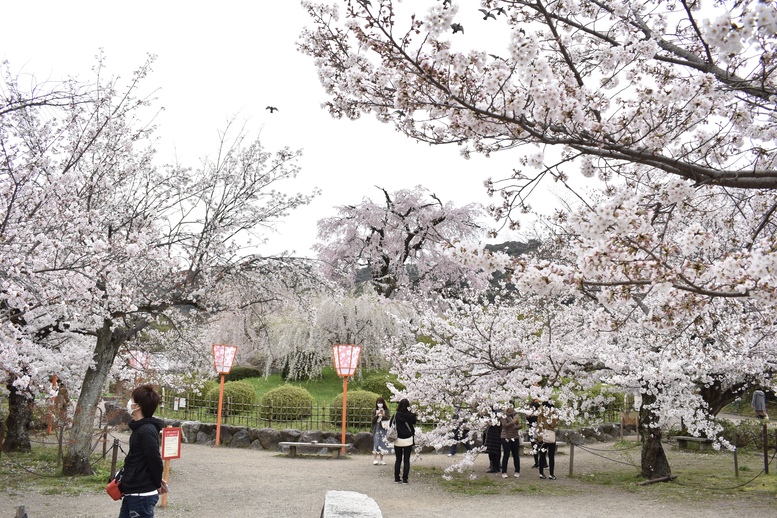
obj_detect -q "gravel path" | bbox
[3,432,776,518]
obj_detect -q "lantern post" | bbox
[332,344,362,454]
[212,344,238,447]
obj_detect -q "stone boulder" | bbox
[232,429,252,448]
[181,421,199,444]
[351,432,373,453]
[256,428,281,450]
[279,428,302,442]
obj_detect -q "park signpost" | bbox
[160,426,182,508]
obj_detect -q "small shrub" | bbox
[330,390,381,428]
[205,381,256,416]
[717,418,776,449]
[224,366,262,382]
[357,373,405,401]
[259,385,313,420]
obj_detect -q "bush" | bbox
[357,373,405,402]
[717,418,777,450]
[330,390,382,428]
[259,385,314,420]
[205,381,256,416]
[224,366,262,382]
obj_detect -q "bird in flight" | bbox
[479,9,496,20]
[266,106,278,113]
[451,23,464,34]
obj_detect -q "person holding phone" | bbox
[371,397,392,464]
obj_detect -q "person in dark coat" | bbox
[391,398,417,483]
[484,409,502,473]
[119,384,167,518]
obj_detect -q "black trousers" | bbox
[501,438,521,473]
[394,445,412,482]
[539,442,556,476]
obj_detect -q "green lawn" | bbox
[241,367,348,405]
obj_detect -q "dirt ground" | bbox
[2,432,776,518]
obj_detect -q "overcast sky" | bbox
[1,1,554,257]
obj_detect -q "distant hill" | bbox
[485,239,541,258]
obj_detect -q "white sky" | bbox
[0,1,557,258]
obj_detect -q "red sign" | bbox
[161,427,182,460]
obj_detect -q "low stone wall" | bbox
[159,419,637,454]
[160,418,373,453]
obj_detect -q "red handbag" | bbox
[106,468,124,500]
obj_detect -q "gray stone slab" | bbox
[321,490,382,518]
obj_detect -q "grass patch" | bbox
[0,441,114,496]
[241,368,393,407]
[574,446,777,504]
[414,466,581,496]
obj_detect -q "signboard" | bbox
[161,427,182,460]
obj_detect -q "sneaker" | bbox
[447,453,454,457]
[380,461,386,465]
[395,479,402,483]
[501,473,508,478]
[531,464,539,469]
[549,475,556,480]
[373,460,379,465]
[539,474,547,479]
[514,472,520,478]
[486,468,499,473]
[402,480,409,484]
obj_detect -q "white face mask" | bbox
[377,403,384,408]
[127,399,136,415]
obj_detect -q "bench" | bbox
[674,436,714,451]
[278,441,351,458]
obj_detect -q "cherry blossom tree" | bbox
[300,0,777,224]
[261,291,413,380]
[315,186,487,298]
[301,0,777,478]
[0,59,316,472]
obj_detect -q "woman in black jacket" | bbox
[391,398,417,483]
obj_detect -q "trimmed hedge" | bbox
[357,374,405,402]
[330,390,382,427]
[224,366,262,382]
[205,381,256,415]
[259,385,313,420]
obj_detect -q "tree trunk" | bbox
[638,392,672,479]
[2,382,34,452]
[62,319,123,475]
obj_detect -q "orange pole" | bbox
[215,373,225,446]
[341,376,348,454]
